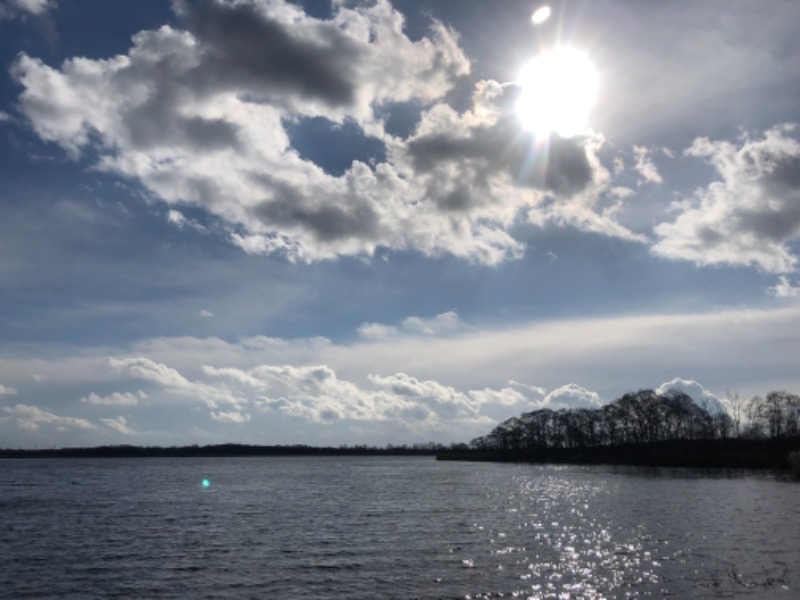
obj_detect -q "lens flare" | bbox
[532,5,551,25]
[202,479,210,487]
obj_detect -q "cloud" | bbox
[198,309,215,318]
[0,0,55,19]
[167,209,206,232]
[358,311,466,340]
[80,391,143,406]
[632,145,663,185]
[0,383,18,398]
[209,363,386,423]
[401,311,465,336]
[210,410,250,424]
[2,403,94,431]
[541,383,603,410]
[653,124,800,272]
[357,322,399,341]
[11,0,643,266]
[6,302,800,444]
[202,362,494,427]
[468,383,535,408]
[655,378,727,415]
[11,0,489,264]
[108,356,243,408]
[0,110,10,122]
[100,415,138,435]
[768,275,800,298]
[399,82,643,243]
[369,372,481,421]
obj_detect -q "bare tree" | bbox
[726,389,743,437]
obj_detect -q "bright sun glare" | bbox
[515,47,598,138]
[531,5,551,25]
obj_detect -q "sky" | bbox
[1,0,800,448]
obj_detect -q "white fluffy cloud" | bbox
[653,124,800,272]
[541,383,604,410]
[108,356,243,408]
[655,377,727,415]
[202,363,491,426]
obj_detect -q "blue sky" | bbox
[2,0,800,448]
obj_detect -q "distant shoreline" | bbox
[0,444,444,459]
[3,440,798,476]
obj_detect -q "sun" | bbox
[514,47,599,138]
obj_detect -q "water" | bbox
[1,457,798,599]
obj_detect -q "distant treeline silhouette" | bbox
[443,389,800,471]
[0,442,452,460]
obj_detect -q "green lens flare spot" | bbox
[202,479,210,488]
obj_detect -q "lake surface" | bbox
[1,457,798,599]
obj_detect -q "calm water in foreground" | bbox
[1,457,798,599]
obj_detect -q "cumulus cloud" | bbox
[369,372,481,421]
[100,415,138,435]
[0,383,18,398]
[468,382,538,408]
[656,377,727,415]
[653,124,800,272]
[80,391,144,406]
[398,82,642,243]
[541,383,604,410]
[11,0,641,266]
[2,403,94,431]
[202,362,498,427]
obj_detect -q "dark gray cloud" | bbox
[127,109,240,151]
[252,177,381,243]
[410,124,595,196]
[176,0,362,106]
[406,86,595,204]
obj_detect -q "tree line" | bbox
[467,389,800,458]
[0,442,455,459]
